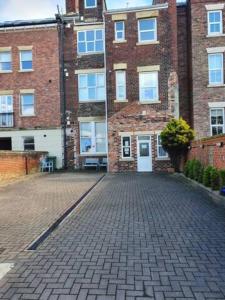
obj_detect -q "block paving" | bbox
[1,173,225,299]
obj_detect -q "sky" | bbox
[0,0,185,22]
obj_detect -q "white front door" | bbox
[137,136,152,172]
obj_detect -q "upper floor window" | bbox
[21,93,35,116]
[139,71,159,102]
[116,71,126,101]
[208,11,223,36]
[20,50,33,71]
[0,95,13,127]
[115,21,125,41]
[138,18,157,43]
[208,53,224,85]
[85,0,97,8]
[23,136,35,151]
[77,29,104,54]
[78,73,105,102]
[210,108,224,136]
[157,135,168,159]
[0,51,12,72]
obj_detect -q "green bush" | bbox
[193,160,202,181]
[184,160,191,177]
[203,166,214,187]
[210,168,220,190]
[219,169,225,189]
[188,159,196,179]
[198,166,204,184]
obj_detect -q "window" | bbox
[0,51,12,71]
[20,50,33,70]
[77,30,104,54]
[21,94,35,116]
[138,18,157,43]
[78,73,105,102]
[0,95,13,127]
[157,135,168,158]
[85,0,96,8]
[208,11,223,36]
[139,72,158,102]
[115,21,125,41]
[210,108,224,136]
[116,71,126,100]
[23,137,35,151]
[208,53,223,85]
[122,136,131,158]
[80,122,106,154]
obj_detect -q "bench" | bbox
[83,158,100,171]
[100,157,107,169]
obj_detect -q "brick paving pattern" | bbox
[1,173,225,299]
[0,173,102,262]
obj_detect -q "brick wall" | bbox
[188,135,225,170]
[0,151,47,177]
[0,26,61,129]
[66,0,104,21]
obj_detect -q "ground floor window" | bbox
[210,108,224,136]
[80,121,106,154]
[157,135,168,158]
[121,136,131,158]
[23,136,35,151]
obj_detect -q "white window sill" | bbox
[114,99,128,103]
[119,158,134,162]
[156,157,170,161]
[80,153,107,156]
[20,114,36,117]
[79,100,106,103]
[0,70,12,74]
[19,69,34,73]
[113,40,127,44]
[77,52,104,57]
[207,84,225,88]
[207,34,225,38]
[139,100,161,104]
[136,41,159,46]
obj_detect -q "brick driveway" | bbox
[1,173,225,299]
[0,172,102,262]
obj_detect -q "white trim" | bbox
[210,107,225,136]
[116,70,126,101]
[20,93,35,117]
[138,18,157,43]
[206,4,225,11]
[157,134,168,159]
[121,135,132,159]
[114,21,125,42]
[137,65,160,72]
[207,47,225,53]
[74,24,104,31]
[75,68,105,74]
[208,102,225,108]
[208,53,224,85]
[19,49,33,71]
[207,10,223,36]
[85,0,97,9]
[77,28,104,55]
[139,71,159,103]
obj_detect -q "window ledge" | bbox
[19,69,34,73]
[113,40,127,44]
[136,41,159,46]
[119,158,134,162]
[114,99,128,103]
[156,157,170,161]
[80,153,107,157]
[207,34,225,38]
[79,100,106,103]
[77,52,104,57]
[207,84,225,88]
[139,101,161,104]
[0,70,12,74]
[20,115,36,118]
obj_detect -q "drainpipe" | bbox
[103,7,109,173]
[56,12,67,169]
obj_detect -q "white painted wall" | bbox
[0,129,63,168]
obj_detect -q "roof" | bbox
[0,18,57,28]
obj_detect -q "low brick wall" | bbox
[0,151,48,178]
[188,135,225,170]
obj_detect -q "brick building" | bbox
[0,19,63,168]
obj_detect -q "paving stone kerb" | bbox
[1,173,225,299]
[0,172,102,262]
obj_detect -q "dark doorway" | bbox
[0,138,12,150]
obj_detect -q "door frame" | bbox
[137,135,153,172]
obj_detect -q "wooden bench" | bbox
[83,158,100,171]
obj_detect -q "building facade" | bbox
[0,19,64,168]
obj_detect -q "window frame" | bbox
[85,0,97,9]
[0,95,13,128]
[78,72,106,102]
[157,134,168,159]
[139,71,159,102]
[80,121,107,155]
[208,53,224,85]
[116,70,126,101]
[121,136,132,159]
[208,10,223,36]
[77,29,104,54]
[115,21,125,41]
[0,51,12,72]
[138,18,157,43]
[23,136,35,151]
[20,93,35,116]
[210,108,225,136]
[19,50,33,71]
